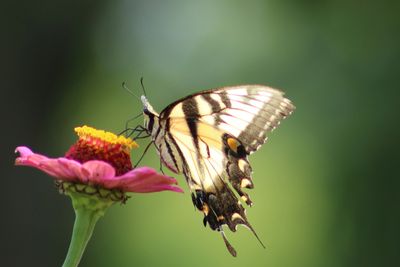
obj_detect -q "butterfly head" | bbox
[141,95,159,132]
[141,95,158,115]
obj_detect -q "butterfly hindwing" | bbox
[167,120,259,253]
[143,85,294,256]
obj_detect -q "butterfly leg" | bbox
[134,131,151,140]
[133,141,153,168]
[159,156,165,175]
[119,125,147,139]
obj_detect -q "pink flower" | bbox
[15,126,183,267]
[15,126,183,201]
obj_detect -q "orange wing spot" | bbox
[202,204,209,216]
[227,137,239,152]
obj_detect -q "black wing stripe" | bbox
[170,131,203,187]
[164,119,189,178]
[163,135,180,172]
[201,94,222,113]
[182,98,200,150]
[147,113,155,133]
[153,122,163,144]
[219,91,232,108]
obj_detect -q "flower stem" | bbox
[62,208,101,267]
[61,188,115,267]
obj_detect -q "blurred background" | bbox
[2,0,399,266]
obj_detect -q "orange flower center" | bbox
[65,126,138,176]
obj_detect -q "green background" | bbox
[2,1,399,266]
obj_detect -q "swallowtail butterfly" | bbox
[139,85,294,256]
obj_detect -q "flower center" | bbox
[65,126,138,175]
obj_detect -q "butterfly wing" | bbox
[157,85,294,255]
[161,85,294,153]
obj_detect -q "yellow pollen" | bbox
[74,125,138,149]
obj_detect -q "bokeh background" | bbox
[2,1,399,266]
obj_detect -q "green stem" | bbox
[62,208,101,267]
[61,186,115,267]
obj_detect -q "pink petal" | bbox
[82,160,116,185]
[101,167,184,193]
[37,158,78,181]
[57,158,89,181]
[15,146,51,167]
[15,146,83,182]
[15,146,34,157]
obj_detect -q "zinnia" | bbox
[15,126,183,267]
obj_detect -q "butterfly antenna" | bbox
[220,229,237,257]
[122,81,141,101]
[140,77,147,97]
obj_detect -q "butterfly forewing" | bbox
[161,85,294,154]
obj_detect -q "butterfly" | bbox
[137,84,295,256]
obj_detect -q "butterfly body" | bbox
[140,85,295,256]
